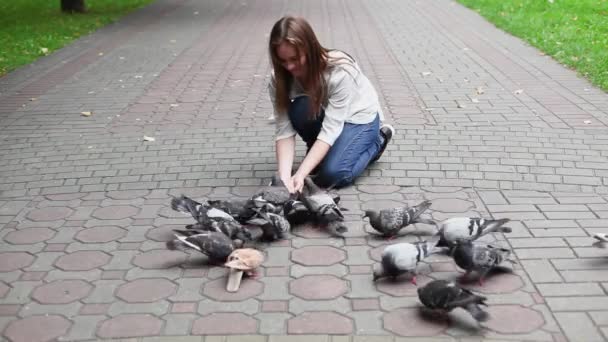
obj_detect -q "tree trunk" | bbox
[61,0,86,13]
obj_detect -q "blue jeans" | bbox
[288,96,382,188]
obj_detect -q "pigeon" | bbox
[166,229,241,262]
[185,220,253,242]
[451,239,515,286]
[172,195,253,241]
[418,279,489,322]
[592,233,608,249]
[363,200,435,238]
[248,206,291,241]
[207,198,257,224]
[435,217,512,248]
[250,172,292,209]
[282,198,312,224]
[300,176,344,223]
[372,236,442,285]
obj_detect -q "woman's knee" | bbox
[317,165,353,188]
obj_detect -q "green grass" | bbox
[0,0,155,76]
[457,0,608,92]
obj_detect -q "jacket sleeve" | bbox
[268,78,296,141]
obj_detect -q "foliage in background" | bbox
[0,0,154,76]
[457,0,608,92]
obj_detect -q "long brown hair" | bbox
[269,16,329,118]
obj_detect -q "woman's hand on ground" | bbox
[291,173,305,193]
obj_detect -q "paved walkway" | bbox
[1,0,608,341]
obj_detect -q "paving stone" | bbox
[459,272,524,294]
[289,297,351,315]
[484,305,545,334]
[97,314,163,339]
[0,281,8,298]
[169,278,207,302]
[198,298,260,315]
[24,252,63,272]
[537,283,604,297]
[262,300,288,313]
[291,264,348,278]
[289,275,348,300]
[202,277,263,302]
[55,250,111,271]
[553,312,606,342]
[288,311,354,334]
[3,228,55,244]
[116,278,177,303]
[26,207,73,221]
[4,315,72,342]
[350,311,385,335]
[346,275,380,299]
[0,252,35,271]
[83,280,125,303]
[75,226,126,243]
[162,313,197,335]
[108,301,170,316]
[429,198,474,212]
[343,246,375,265]
[291,246,346,266]
[61,315,106,341]
[192,313,258,335]
[80,303,111,315]
[376,275,433,297]
[31,279,92,304]
[92,205,140,220]
[256,313,291,334]
[257,276,292,301]
[171,302,198,313]
[19,271,46,281]
[132,249,188,269]
[0,304,21,316]
[383,308,447,336]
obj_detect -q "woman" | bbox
[268,16,394,193]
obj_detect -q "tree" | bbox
[61,0,86,13]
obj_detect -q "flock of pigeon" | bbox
[166,172,608,326]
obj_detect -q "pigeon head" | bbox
[372,263,385,281]
[235,229,254,242]
[362,210,376,220]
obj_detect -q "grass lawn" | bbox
[457,0,608,92]
[0,0,155,76]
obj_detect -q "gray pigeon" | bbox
[166,229,242,262]
[207,198,257,224]
[451,240,515,286]
[418,279,489,322]
[249,206,291,241]
[300,176,344,223]
[592,233,608,249]
[282,198,312,224]
[171,194,215,226]
[373,236,442,285]
[436,217,512,248]
[250,173,292,209]
[363,200,435,238]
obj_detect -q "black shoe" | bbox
[371,124,395,163]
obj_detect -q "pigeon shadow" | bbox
[367,229,437,242]
[592,241,608,249]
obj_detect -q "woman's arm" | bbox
[276,136,296,191]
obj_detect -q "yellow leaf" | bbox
[80,111,92,117]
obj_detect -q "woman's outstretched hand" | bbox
[281,175,296,194]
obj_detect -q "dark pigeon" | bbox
[451,240,515,286]
[436,217,512,248]
[300,176,344,223]
[363,200,434,238]
[418,279,489,322]
[250,172,292,209]
[166,229,242,262]
[249,206,291,241]
[207,198,257,224]
[373,236,442,285]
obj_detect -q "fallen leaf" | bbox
[194,11,199,15]
[80,111,92,117]
[40,47,49,55]
[169,104,179,107]
[30,98,37,101]
[584,120,592,124]
[514,89,524,95]
[143,136,156,142]
[134,75,143,79]
[471,98,479,103]
[476,86,485,95]
[421,71,432,76]
[119,56,125,60]
[98,52,104,56]
[170,39,177,43]
[457,102,466,109]
[87,91,95,94]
